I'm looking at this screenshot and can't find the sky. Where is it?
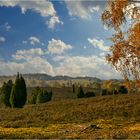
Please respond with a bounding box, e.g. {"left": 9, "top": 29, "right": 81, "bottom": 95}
{"left": 0, "top": 0, "right": 122, "bottom": 79}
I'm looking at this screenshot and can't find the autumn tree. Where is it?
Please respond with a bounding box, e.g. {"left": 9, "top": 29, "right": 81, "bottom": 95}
{"left": 102, "top": 0, "right": 140, "bottom": 91}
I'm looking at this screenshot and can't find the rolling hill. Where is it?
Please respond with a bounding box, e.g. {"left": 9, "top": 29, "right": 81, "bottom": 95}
{"left": 0, "top": 93, "right": 140, "bottom": 138}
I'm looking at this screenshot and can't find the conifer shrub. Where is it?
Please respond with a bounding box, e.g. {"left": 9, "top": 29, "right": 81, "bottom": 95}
{"left": 28, "top": 87, "right": 41, "bottom": 104}
{"left": 101, "top": 89, "right": 107, "bottom": 96}
{"left": 36, "top": 89, "right": 52, "bottom": 104}
{"left": 10, "top": 73, "right": 27, "bottom": 108}
{"left": 0, "top": 80, "right": 13, "bottom": 107}
{"left": 77, "top": 86, "right": 85, "bottom": 98}
{"left": 72, "top": 84, "right": 75, "bottom": 93}
{"left": 119, "top": 85, "right": 128, "bottom": 94}
{"left": 85, "top": 91, "right": 96, "bottom": 98}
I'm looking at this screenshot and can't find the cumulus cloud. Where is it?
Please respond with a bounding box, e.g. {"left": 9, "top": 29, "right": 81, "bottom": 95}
{"left": 53, "top": 55, "right": 121, "bottom": 79}
{"left": 22, "top": 40, "right": 28, "bottom": 45}
{"left": 47, "top": 15, "right": 63, "bottom": 29}
{"left": 12, "top": 48, "right": 46, "bottom": 60}
{"left": 0, "top": 38, "right": 120, "bottom": 79}
{"left": 22, "top": 36, "right": 43, "bottom": 46}
{"left": 4, "top": 22, "right": 11, "bottom": 31}
{"left": 48, "top": 39, "right": 73, "bottom": 54}
{"left": 0, "top": 22, "right": 12, "bottom": 31}
{"left": 0, "top": 57, "right": 54, "bottom": 76}
{"left": 88, "top": 38, "right": 109, "bottom": 52}
{"left": 0, "top": 46, "right": 121, "bottom": 79}
{"left": 29, "top": 36, "right": 40, "bottom": 46}
{"left": 65, "top": 1, "right": 103, "bottom": 19}
{"left": 0, "top": 48, "right": 54, "bottom": 75}
{"left": 0, "top": 0, "right": 63, "bottom": 29}
{"left": 0, "top": 37, "right": 6, "bottom": 43}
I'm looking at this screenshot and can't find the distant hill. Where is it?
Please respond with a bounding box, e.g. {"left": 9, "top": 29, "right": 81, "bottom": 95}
{"left": 0, "top": 73, "right": 102, "bottom": 82}
{"left": 0, "top": 73, "right": 123, "bottom": 87}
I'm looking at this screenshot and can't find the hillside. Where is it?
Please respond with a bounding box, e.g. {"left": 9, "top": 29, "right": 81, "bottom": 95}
{"left": 0, "top": 74, "right": 101, "bottom": 87}
{"left": 0, "top": 73, "right": 102, "bottom": 82}
{"left": 0, "top": 93, "right": 140, "bottom": 138}
{"left": 0, "top": 73, "right": 123, "bottom": 88}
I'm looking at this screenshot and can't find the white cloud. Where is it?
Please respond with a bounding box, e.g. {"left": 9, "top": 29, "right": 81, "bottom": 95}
{"left": 0, "top": 47, "right": 121, "bottom": 79}
{"left": 22, "top": 40, "right": 28, "bottom": 45}
{"left": 0, "top": 37, "right": 6, "bottom": 43}
{"left": 47, "top": 15, "right": 63, "bottom": 29}
{"left": 48, "top": 39, "right": 73, "bottom": 54}
{"left": 53, "top": 55, "right": 121, "bottom": 79}
{"left": 0, "top": 0, "right": 55, "bottom": 17}
{"left": 83, "top": 46, "right": 87, "bottom": 49}
{"left": 88, "top": 38, "right": 109, "bottom": 52}
{"left": 99, "top": 52, "right": 106, "bottom": 57}
{"left": 29, "top": 36, "right": 40, "bottom": 46}
{"left": 12, "top": 48, "right": 46, "bottom": 60}
{"left": 0, "top": 57, "right": 54, "bottom": 76}
{"left": 65, "top": 1, "right": 100, "bottom": 19}
{"left": 4, "top": 22, "right": 11, "bottom": 31}
{"left": 0, "top": 48, "right": 54, "bottom": 75}
{"left": 0, "top": 0, "right": 63, "bottom": 29}
{"left": 0, "top": 22, "right": 12, "bottom": 31}
{"left": 22, "top": 36, "right": 44, "bottom": 46}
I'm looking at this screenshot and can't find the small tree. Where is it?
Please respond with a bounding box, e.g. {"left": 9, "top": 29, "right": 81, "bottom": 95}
{"left": 29, "top": 87, "right": 41, "bottom": 104}
{"left": 20, "top": 75, "right": 27, "bottom": 106}
{"left": 85, "top": 91, "right": 95, "bottom": 98}
{"left": 10, "top": 73, "right": 27, "bottom": 108}
{"left": 0, "top": 82, "right": 6, "bottom": 105}
{"left": 77, "top": 86, "right": 85, "bottom": 98}
{"left": 101, "top": 89, "right": 107, "bottom": 96}
{"left": 119, "top": 85, "right": 128, "bottom": 94}
{"left": 5, "top": 80, "right": 13, "bottom": 107}
{"left": 0, "top": 80, "right": 13, "bottom": 107}
{"left": 36, "top": 89, "right": 52, "bottom": 104}
{"left": 72, "top": 84, "right": 75, "bottom": 93}
{"left": 48, "top": 90, "right": 53, "bottom": 101}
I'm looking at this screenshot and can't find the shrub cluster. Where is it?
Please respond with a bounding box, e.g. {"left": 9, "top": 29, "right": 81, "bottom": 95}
{"left": 0, "top": 73, "right": 27, "bottom": 108}
{"left": 101, "top": 85, "right": 128, "bottom": 96}
{"left": 0, "top": 80, "right": 13, "bottom": 107}
{"left": 29, "top": 87, "right": 52, "bottom": 104}
{"left": 77, "top": 86, "right": 95, "bottom": 98}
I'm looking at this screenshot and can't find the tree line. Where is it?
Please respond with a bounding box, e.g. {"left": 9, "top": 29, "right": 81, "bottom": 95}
{"left": 77, "top": 85, "right": 128, "bottom": 99}
{"left": 0, "top": 73, "right": 52, "bottom": 108}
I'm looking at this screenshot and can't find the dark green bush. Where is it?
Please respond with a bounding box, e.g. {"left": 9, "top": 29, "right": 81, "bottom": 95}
{"left": 28, "top": 87, "right": 41, "bottom": 104}
{"left": 10, "top": 73, "right": 27, "bottom": 108}
{"left": 77, "top": 86, "right": 85, "bottom": 98}
{"left": 101, "top": 89, "right": 107, "bottom": 96}
{"left": 72, "top": 84, "right": 75, "bottom": 93}
{"left": 0, "top": 80, "right": 13, "bottom": 107}
{"left": 85, "top": 91, "right": 95, "bottom": 98}
{"left": 119, "top": 85, "right": 128, "bottom": 94}
{"left": 36, "top": 90, "right": 52, "bottom": 104}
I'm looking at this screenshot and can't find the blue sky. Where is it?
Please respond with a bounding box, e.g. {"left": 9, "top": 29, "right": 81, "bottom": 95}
{"left": 0, "top": 0, "right": 121, "bottom": 79}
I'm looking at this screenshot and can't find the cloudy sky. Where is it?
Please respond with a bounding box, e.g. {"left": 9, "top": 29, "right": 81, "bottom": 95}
{"left": 0, "top": 0, "right": 122, "bottom": 79}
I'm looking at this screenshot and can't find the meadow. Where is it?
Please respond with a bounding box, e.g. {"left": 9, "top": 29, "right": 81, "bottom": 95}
{"left": 0, "top": 89, "right": 140, "bottom": 139}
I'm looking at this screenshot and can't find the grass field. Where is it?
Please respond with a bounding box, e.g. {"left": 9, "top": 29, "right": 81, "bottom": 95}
{"left": 0, "top": 92, "right": 140, "bottom": 138}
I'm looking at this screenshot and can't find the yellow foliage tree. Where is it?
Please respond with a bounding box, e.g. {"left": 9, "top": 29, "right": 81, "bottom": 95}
{"left": 102, "top": 0, "right": 140, "bottom": 91}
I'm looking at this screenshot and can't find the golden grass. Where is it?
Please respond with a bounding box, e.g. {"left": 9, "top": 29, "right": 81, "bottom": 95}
{"left": 0, "top": 93, "right": 140, "bottom": 138}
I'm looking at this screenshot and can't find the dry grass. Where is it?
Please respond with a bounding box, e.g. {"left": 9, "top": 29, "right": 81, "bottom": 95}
{"left": 0, "top": 93, "right": 140, "bottom": 138}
